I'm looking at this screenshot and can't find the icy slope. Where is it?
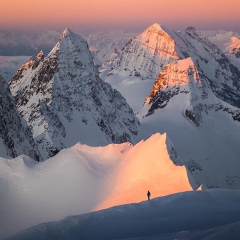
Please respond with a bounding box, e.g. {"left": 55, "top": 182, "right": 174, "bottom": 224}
{"left": 9, "top": 29, "right": 139, "bottom": 159}
{"left": 0, "top": 133, "right": 192, "bottom": 238}
{"left": 6, "top": 189, "right": 240, "bottom": 240}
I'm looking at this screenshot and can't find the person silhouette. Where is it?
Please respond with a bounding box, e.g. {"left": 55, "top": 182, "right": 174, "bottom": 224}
{"left": 147, "top": 190, "right": 151, "bottom": 200}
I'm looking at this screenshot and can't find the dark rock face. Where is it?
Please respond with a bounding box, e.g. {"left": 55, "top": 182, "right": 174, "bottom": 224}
{"left": 9, "top": 29, "right": 140, "bottom": 160}
{"left": 146, "top": 87, "right": 180, "bottom": 117}
{"left": 0, "top": 76, "right": 40, "bottom": 160}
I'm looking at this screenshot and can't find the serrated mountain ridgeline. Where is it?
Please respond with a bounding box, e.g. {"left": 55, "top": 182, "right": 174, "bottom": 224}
{"left": 9, "top": 28, "right": 140, "bottom": 160}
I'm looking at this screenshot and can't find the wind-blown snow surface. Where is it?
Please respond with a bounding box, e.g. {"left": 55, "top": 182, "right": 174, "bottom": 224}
{"left": 0, "top": 133, "right": 192, "bottom": 239}
{"left": 5, "top": 189, "right": 240, "bottom": 240}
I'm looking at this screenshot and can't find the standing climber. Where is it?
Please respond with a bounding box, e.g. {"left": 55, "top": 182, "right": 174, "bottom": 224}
{"left": 147, "top": 190, "right": 151, "bottom": 200}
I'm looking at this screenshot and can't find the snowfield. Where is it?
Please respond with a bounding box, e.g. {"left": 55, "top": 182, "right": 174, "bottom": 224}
{"left": 0, "top": 133, "right": 192, "bottom": 239}
{"left": 5, "top": 189, "right": 240, "bottom": 240}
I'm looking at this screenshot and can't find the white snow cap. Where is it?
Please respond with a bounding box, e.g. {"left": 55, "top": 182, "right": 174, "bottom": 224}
{"left": 148, "top": 23, "right": 169, "bottom": 33}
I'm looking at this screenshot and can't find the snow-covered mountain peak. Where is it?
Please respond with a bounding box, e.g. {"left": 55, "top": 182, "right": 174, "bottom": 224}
{"left": 185, "top": 26, "right": 198, "bottom": 32}
{"left": 135, "top": 23, "right": 177, "bottom": 54}
{"left": 144, "top": 57, "right": 202, "bottom": 106}
{"left": 145, "top": 23, "right": 169, "bottom": 34}
{"left": 113, "top": 23, "right": 180, "bottom": 79}
{"left": 228, "top": 36, "right": 240, "bottom": 50}
{"left": 9, "top": 29, "right": 140, "bottom": 159}
{"left": 59, "top": 28, "right": 84, "bottom": 42}
{"left": 36, "top": 50, "right": 44, "bottom": 59}
{"left": 62, "top": 28, "right": 71, "bottom": 37}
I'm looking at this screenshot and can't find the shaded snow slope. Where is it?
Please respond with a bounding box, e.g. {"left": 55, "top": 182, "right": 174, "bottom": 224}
{"left": 9, "top": 28, "right": 139, "bottom": 159}
{"left": 6, "top": 189, "right": 240, "bottom": 240}
{"left": 0, "top": 133, "right": 192, "bottom": 239}
{"left": 0, "top": 76, "right": 40, "bottom": 160}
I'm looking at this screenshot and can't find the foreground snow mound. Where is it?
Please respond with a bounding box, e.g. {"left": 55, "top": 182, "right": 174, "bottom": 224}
{"left": 0, "top": 133, "right": 192, "bottom": 239}
{"left": 5, "top": 189, "right": 240, "bottom": 240}
{"left": 9, "top": 28, "right": 139, "bottom": 159}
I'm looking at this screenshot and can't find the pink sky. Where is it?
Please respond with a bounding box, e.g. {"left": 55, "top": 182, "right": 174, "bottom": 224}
{"left": 1, "top": 0, "right": 240, "bottom": 32}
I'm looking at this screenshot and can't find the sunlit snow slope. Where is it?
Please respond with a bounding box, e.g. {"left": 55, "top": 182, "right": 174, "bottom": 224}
{"left": 0, "top": 133, "right": 192, "bottom": 239}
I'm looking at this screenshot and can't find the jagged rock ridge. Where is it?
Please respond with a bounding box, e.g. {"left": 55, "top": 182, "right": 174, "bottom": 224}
{"left": 10, "top": 29, "right": 140, "bottom": 160}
